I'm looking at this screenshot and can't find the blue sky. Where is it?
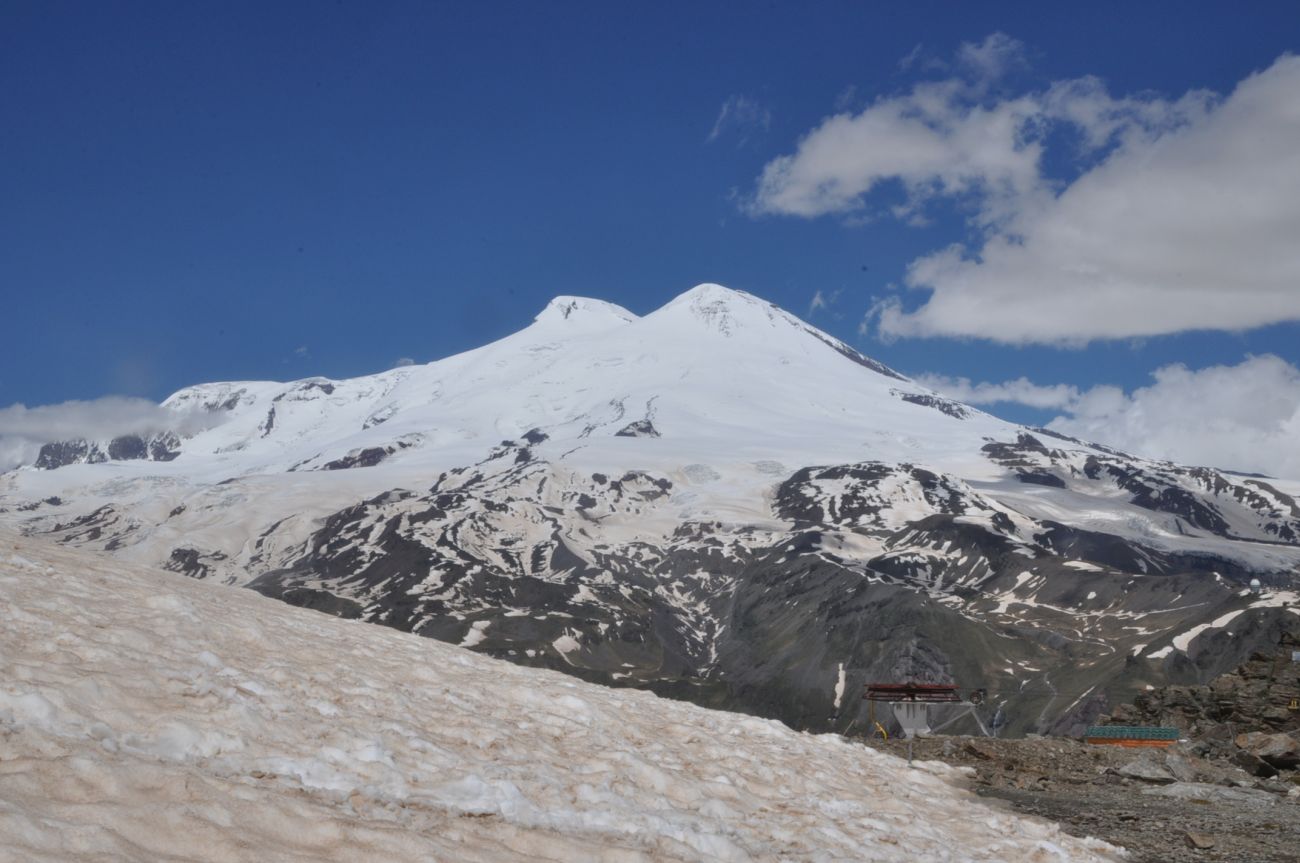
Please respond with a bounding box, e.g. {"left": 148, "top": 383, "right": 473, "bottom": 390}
{"left": 3, "top": 2, "right": 1300, "bottom": 473}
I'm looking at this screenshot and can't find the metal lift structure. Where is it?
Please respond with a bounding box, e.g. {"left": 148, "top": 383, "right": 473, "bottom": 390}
{"left": 864, "top": 682, "right": 991, "bottom": 763}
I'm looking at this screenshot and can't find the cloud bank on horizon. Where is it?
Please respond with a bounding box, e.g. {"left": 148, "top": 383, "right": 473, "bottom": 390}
{"left": 751, "top": 35, "right": 1300, "bottom": 346}
{"left": 921, "top": 354, "right": 1300, "bottom": 478}
{"left": 0, "top": 398, "right": 217, "bottom": 473}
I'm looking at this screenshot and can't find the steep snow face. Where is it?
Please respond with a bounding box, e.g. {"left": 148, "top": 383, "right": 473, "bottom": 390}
{"left": 0, "top": 532, "right": 1121, "bottom": 862}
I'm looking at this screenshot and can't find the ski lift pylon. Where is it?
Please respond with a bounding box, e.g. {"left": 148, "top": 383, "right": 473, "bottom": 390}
{"left": 863, "top": 682, "right": 962, "bottom": 703}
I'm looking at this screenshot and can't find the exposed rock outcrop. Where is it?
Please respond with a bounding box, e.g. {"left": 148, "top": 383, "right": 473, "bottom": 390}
{"left": 1103, "top": 630, "right": 1300, "bottom": 736}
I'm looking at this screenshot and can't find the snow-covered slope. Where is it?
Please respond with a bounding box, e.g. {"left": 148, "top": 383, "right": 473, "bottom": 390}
{"left": 16, "top": 285, "right": 1003, "bottom": 487}
{"left": 0, "top": 531, "right": 1120, "bottom": 862}
{"left": 3, "top": 283, "right": 1299, "bottom": 737}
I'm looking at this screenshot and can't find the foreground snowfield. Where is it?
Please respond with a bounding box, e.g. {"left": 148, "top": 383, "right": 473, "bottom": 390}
{"left": 0, "top": 532, "right": 1120, "bottom": 862}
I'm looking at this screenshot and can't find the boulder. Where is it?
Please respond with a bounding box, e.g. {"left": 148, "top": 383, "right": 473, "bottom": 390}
{"left": 1118, "top": 756, "right": 1175, "bottom": 783}
{"left": 1234, "top": 731, "right": 1300, "bottom": 770}
{"left": 1232, "top": 747, "right": 1278, "bottom": 778}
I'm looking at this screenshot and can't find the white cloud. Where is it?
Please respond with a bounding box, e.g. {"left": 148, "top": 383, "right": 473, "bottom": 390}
{"left": 923, "top": 356, "right": 1300, "bottom": 477}
{"left": 955, "top": 32, "right": 1027, "bottom": 86}
{"left": 896, "top": 43, "right": 926, "bottom": 73}
{"left": 393, "top": 357, "right": 416, "bottom": 368}
{"left": 808, "top": 288, "right": 841, "bottom": 315}
{"left": 749, "top": 78, "right": 1047, "bottom": 226}
{"left": 915, "top": 374, "right": 1079, "bottom": 409}
{"left": 1050, "top": 356, "right": 1300, "bottom": 476}
{"left": 751, "top": 45, "right": 1300, "bottom": 345}
{"left": 707, "top": 95, "right": 772, "bottom": 146}
{"left": 0, "top": 397, "right": 217, "bottom": 472}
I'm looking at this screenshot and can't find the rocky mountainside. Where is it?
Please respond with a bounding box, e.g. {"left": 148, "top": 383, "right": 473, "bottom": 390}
{"left": 1104, "top": 630, "right": 1300, "bottom": 737}
{"left": 3, "top": 284, "right": 1299, "bottom": 737}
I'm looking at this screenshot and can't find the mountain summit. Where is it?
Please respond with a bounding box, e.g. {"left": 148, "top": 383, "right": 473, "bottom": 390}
{"left": 533, "top": 295, "right": 638, "bottom": 328}
{"left": 3, "top": 283, "right": 1299, "bottom": 737}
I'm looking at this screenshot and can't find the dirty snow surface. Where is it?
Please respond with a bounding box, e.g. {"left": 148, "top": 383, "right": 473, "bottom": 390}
{"left": 0, "top": 533, "right": 1121, "bottom": 862}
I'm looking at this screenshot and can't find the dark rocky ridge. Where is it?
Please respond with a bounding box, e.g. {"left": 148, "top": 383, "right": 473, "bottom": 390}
{"left": 614, "top": 419, "right": 660, "bottom": 438}
{"left": 983, "top": 434, "right": 1300, "bottom": 545}
{"left": 202, "top": 436, "right": 1300, "bottom": 738}
{"left": 35, "top": 432, "right": 181, "bottom": 469}
{"left": 1102, "top": 630, "right": 1300, "bottom": 737}
{"left": 893, "top": 390, "right": 971, "bottom": 420}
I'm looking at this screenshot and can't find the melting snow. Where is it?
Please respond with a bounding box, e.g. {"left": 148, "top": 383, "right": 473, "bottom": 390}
{"left": 1171, "top": 609, "right": 1247, "bottom": 652}
{"left": 553, "top": 633, "right": 581, "bottom": 654}
{"left": 460, "top": 619, "right": 490, "bottom": 647}
{"left": 0, "top": 532, "right": 1121, "bottom": 862}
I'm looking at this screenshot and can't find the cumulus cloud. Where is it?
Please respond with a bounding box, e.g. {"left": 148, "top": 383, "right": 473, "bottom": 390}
{"left": 750, "top": 44, "right": 1300, "bottom": 345}
{"left": 915, "top": 374, "right": 1080, "bottom": 410}
{"left": 923, "top": 356, "right": 1300, "bottom": 476}
{"left": 0, "top": 397, "right": 214, "bottom": 472}
{"left": 749, "top": 79, "right": 1049, "bottom": 225}
{"left": 707, "top": 95, "right": 772, "bottom": 146}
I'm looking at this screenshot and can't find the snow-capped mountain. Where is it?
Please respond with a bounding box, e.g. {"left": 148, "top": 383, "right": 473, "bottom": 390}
{"left": 4, "top": 284, "right": 1299, "bottom": 737}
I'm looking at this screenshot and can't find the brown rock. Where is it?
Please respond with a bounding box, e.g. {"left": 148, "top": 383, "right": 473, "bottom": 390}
{"left": 1184, "top": 831, "right": 1216, "bottom": 850}
{"left": 1235, "top": 731, "right": 1300, "bottom": 770}
{"left": 1232, "top": 748, "right": 1279, "bottom": 778}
